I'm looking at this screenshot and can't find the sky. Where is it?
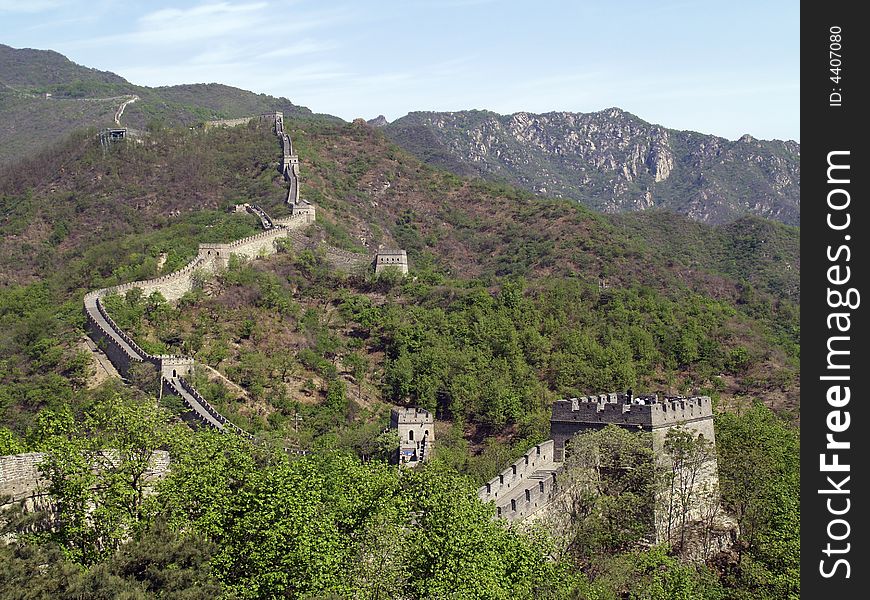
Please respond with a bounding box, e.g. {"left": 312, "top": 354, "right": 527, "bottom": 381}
{"left": 0, "top": 0, "right": 800, "bottom": 141}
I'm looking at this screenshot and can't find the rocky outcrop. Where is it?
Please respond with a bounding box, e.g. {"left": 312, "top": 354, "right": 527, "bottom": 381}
{"left": 367, "top": 115, "right": 389, "bottom": 128}
{"left": 384, "top": 108, "right": 800, "bottom": 225}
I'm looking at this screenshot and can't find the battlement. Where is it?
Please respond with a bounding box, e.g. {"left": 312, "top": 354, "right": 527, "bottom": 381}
{"left": 204, "top": 117, "right": 253, "bottom": 129}
{"left": 375, "top": 249, "right": 409, "bottom": 275}
{"left": 390, "top": 407, "right": 434, "bottom": 466}
{"left": 390, "top": 406, "right": 433, "bottom": 426}
{"left": 551, "top": 392, "right": 713, "bottom": 461}
{"left": 551, "top": 394, "right": 712, "bottom": 429}
{"left": 475, "top": 438, "right": 563, "bottom": 523}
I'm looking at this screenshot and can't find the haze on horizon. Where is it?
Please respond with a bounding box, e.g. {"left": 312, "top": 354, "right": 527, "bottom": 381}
{"left": 0, "top": 0, "right": 799, "bottom": 142}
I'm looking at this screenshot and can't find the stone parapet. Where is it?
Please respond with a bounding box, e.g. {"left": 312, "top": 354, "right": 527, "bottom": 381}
{"left": 375, "top": 249, "right": 408, "bottom": 275}
{"left": 477, "top": 440, "right": 557, "bottom": 506}
{"left": 551, "top": 394, "right": 713, "bottom": 461}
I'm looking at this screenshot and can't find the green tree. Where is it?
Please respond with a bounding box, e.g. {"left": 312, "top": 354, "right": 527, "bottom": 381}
{"left": 659, "top": 426, "right": 716, "bottom": 552}
{"left": 549, "top": 425, "right": 656, "bottom": 561}
{"left": 715, "top": 402, "right": 799, "bottom": 598}
{"left": 344, "top": 351, "right": 368, "bottom": 400}
{"left": 37, "top": 396, "right": 180, "bottom": 565}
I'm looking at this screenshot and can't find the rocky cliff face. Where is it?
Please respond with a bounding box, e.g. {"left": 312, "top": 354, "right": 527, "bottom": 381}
{"left": 367, "top": 115, "right": 389, "bottom": 128}
{"left": 384, "top": 108, "right": 800, "bottom": 225}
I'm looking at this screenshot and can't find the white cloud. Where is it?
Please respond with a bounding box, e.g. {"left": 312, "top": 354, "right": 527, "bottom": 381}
{"left": 257, "top": 40, "right": 337, "bottom": 60}
{"left": 132, "top": 2, "right": 268, "bottom": 44}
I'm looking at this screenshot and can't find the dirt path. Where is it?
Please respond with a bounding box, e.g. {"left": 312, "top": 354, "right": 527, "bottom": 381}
{"left": 114, "top": 94, "right": 139, "bottom": 126}
{"left": 199, "top": 364, "right": 250, "bottom": 399}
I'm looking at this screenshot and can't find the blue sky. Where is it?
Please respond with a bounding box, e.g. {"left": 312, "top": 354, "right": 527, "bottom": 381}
{"left": 0, "top": 0, "right": 799, "bottom": 141}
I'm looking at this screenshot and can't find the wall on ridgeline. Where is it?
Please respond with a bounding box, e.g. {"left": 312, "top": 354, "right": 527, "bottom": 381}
{"left": 477, "top": 440, "right": 556, "bottom": 504}
{"left": 475, "top": 440, "right": 561, "bottom": 522}
{"left": 204, "top": 117, "right": 254, "bottom": 129}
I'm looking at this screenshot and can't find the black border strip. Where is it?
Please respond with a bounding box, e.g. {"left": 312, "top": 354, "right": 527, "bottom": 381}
{"left": 802, "top": 3, "right": 868, "bottom": 596}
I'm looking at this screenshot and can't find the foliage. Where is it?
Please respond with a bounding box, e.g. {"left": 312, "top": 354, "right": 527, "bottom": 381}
{"left": 714, "top": 402, "right": 799, "bottom": 599}
{"left": 0, "top": 102, "right": 802, "bottom": 599}
{"left": 34, "top": 395, "right": 181, "bottom": 565}
{"left": 554, "top": 425, "right": 657, "bottom": 561}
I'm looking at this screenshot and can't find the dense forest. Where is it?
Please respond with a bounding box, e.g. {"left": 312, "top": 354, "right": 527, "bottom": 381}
{"left": 1, "top": 119, "right": 799, "bottom": 598}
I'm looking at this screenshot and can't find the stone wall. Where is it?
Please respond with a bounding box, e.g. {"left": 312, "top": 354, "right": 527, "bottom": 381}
{"left": 80, "top": 111, "right": 397, "bottom": 435}
{"left": 98, "top": 254, "right": 209, "bottom": 303}
{"left": 375, "top": 249, "right": 409, "bottom": 275}
{"left": 476, "top": 440, "right": 558, "bottom": 522}
{"left": 0, "top": 453, "right": 46, "bottom": 503}
{"left": 390, "top": 407, "right": 434, "bottom": 466}
{"left": 81, "top": 112, "right": 304, "bottom": 432}
{"left": 484, "top": 393, "right": 722, "bottom": 536}
{"left": 225, "top": 227, "right": 291, "bottom": 260}
{"left": 1, "top": 451, "right": 170, "bottom": 505}
{"left": 204, "top": 117, "right": 254, "bottom": 129}
{"left": 84, "top": 310, "right": 140, "bottom": 377}
{"left": 273, "top": 212, "right": 313, "bottom": 229}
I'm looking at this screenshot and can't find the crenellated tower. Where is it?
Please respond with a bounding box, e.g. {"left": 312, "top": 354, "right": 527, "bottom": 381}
{"left": 390, "top": 407, "right": 434, "bottom": 466}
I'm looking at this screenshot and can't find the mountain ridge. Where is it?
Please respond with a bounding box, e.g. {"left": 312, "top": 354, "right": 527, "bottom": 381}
{"left": 383, "top": 108, "right": 800, "bottom": 225}
{"left": 0, "top": 44, "right": 338, "bottom": 165}
{"left": 2, "top": 43, "right": 800, "bottom": 227}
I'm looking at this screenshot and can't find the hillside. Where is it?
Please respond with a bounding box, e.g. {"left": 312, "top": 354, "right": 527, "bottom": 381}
{"left": 0, "top": 119, "right": 799, "bottom": 434}
{"left": 0, "top": 114, "right": 800, "bottom": 599}
{"left": 0, "top": 43, "right": 127, "bottom": 88}
{"left": 384, "top": 109, "right": 801, "bottom": 225}
{"left": 0, "top": 44, "right": 338, "bottom": 166}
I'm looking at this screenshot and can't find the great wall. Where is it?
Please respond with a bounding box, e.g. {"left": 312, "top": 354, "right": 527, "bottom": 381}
{"left": 0, "top": 451, "right": 170, "bottom": 510}
{"left": 3, "top": 112, "right": 726, "bottom": 550}
{"left": 85, "top": 111, "right": 411, "bottom": 436}
{"left": 474, "top": 392, "right": 725, "bottom": 545}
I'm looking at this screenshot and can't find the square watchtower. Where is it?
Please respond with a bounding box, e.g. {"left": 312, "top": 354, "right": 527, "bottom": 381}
{"left": 390, "top": 406, "right": 434, "bottom": 466}
{"left": 375, "top": 249, "right": 409, "bottom": 275}
{"left": 550, "top": 392, "right": 714, "bottom": 461}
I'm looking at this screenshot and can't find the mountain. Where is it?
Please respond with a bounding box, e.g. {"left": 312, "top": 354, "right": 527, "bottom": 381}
{"left": 2, "top": 45, "right": 800, "bottom": 228}
{"left": 0, "top": 117, "right": 800, "bottom": 411}
{"left": 0, "top": 44, "right": 339, "bottom": 165}
{"left": 0, "top": 43, "right": 128, "bottom": 88}
{"left": 384, "top": 109, "right": 800, "bottom": 225}
{"left": 0, "top": 37, "right": 802, "bottom": 599}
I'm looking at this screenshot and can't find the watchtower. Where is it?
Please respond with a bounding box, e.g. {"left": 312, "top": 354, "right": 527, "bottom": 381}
{"left": 99, "top": 128, "right": 127, "bottom": 150}
{"left": 390, "top": 407, "right": 434, "bottom": 466}
{"left": 550, "top": 392, "right": 714, "bottom": 461}
{"left": 374, "top": 249, "right": 409, "bottom": 275}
